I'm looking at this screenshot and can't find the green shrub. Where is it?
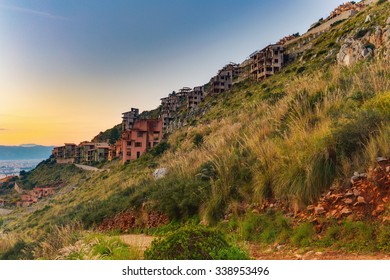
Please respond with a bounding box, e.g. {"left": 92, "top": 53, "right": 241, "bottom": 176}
{"left": 144, "top": 225, "right": 249, "bottom": 260}
{"left": 151, "top": 177, "right": 211, "bottom": 220}
{"left": 333, "top": 109, "right": 383, "bottom": 157}
{"left": 377, "top": 224, "right": 390, "bottom": 251}
{"left": 240, "top": 211, "right": 291, "bottom": 244}
{"left": 91, "top": 235, "right": 139, "bottom": 260}
{"left": 0, "top": 241, "right": 35, "bottom": 260}
{"left": 296, "top": 66, "right": 306, "bottom": 74}
{"left": 354, "top": 29, "right": 369, "bottom": 40}
{"left": 193, "top": 133, "right": 204, "bottom": 147}
{"left": 291, "top": 222, "right": 315, "bottom": 247}
{"left": 149, "top": 142, "right": 170, "bottom": 157}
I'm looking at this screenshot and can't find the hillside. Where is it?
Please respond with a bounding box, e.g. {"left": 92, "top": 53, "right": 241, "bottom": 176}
{"left": 0, "top": 145, "right": 54, "bottom": 160}
{"left": 0, "top": 1, "right": 389, "bottom": 260}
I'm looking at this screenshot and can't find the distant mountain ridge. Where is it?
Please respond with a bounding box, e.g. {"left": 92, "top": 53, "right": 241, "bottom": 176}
{"left": 0, "top": 145, "right": 54, "bottom": 160}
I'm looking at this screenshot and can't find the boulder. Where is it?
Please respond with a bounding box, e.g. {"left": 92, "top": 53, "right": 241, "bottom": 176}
{"left": 341, "top": 207, "right": 352, "bottom": 216}
{"left": 153, "top": 168, "right": 168, "bottom": 180}
{"left": 314, "top": 206, "right": 325, "bottom": 215}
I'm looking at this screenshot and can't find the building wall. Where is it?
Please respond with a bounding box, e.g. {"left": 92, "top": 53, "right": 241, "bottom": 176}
{"left": 121, "top": 119, "right": 163, "bottom": 163}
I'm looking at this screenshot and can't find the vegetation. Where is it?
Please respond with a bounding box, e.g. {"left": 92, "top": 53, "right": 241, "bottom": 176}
{"left": 144, "top": 225, "right": 249, "bottom": 260}
{"left": 1, "top": 1, "right": 389, "bottom": 259}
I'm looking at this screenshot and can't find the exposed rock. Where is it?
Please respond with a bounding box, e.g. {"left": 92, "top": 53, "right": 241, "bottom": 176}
{"left": 375, "top": 26, "right": 383, "bottom": 46}
{"left": 341, "top": 207, "right": 352, "bottom": 215}
{"left": 345, "top": 190, "right": 354, "bottom": 197}
{"left": 307, "top": 205, "right": 315, "bottom": 211}
{"left": 325, "top": 49, "right": 335, "bottom": 59}
{"left": 344, "top": 198, "right": 353, "bottom": 205}
{"left": 353, "top": 189, "right": 360, "bottom": 197}
{"left": 386, "top": 16, "right": 390, "bottom": 25}
{"left": 153, "top": 168, "right": 168, "bottom": 180}
{"left": 354, "top": 196, "right": 367, "bottom": 206}
{"left": 314, "top": 206, "right": 325, "bottom": 215}
{"left": 365, "top": 15, "right": 371, "bottom": 23}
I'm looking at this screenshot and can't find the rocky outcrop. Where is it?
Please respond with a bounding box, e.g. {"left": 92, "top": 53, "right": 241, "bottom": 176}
{"left": 337, "top": 37, "right": 373, "bottom": 66}
{"left": 153, "top": 168, "right": 168, "bottom": 180}
{"left": 98, "top": 210, "right": 169, "bottom": 232}
{"left": 299, "top": 157, "right": 390, "bottom": 229}
{"left": 337, "top": 16, "right": 390, "bottom": 66}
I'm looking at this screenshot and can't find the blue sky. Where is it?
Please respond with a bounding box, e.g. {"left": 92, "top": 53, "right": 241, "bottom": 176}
{"left": 0, "top": 0, "right": 347, "bottom": 145}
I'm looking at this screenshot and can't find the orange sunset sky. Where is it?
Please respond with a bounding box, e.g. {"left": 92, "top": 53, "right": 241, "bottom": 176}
{"left": 0, "top": 0, "right": 346, "bottom": 146}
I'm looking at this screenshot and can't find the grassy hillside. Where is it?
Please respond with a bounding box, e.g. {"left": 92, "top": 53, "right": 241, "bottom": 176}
{"left": 1, "top": 2, "right": 389, "bottom": 259}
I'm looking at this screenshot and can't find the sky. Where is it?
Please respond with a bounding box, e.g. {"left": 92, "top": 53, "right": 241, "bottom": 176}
{"left": 0, "top": 0, "right": 347, "bottom": 146}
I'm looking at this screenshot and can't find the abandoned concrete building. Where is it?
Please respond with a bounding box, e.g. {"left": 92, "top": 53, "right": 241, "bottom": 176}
{"left": 187, "top": 86, "right": 205, "bottom": 110}
{"left": 209, "top": 63, "right": 241, "bottom": 95}
{"left": 160, "top": 89, "right": 188, "bottom": 129}
{"left": 122, "top": 108, "right": 139, "bottom": 131}
{"left": 250, "top": 44, "right": 285, "bottom": 81}
{"left": 121, "top": 119, "right": 163, "bottom": 163}
{"left": 52, "top": 141, "right": 111, "bottom": 164}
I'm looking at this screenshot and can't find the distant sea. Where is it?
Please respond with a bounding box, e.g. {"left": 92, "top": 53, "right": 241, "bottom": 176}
{"left": 0, "top": 159, "right": 44, "bottom": 179}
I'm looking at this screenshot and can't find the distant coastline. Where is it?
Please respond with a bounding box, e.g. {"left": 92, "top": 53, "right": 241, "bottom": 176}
{"left": 0, "top": 159, "right": 45, "bottom": 178}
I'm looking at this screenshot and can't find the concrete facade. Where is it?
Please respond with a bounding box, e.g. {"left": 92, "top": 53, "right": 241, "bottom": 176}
{"left": 121, "top": 119, "right": 163, "bottom": 163}
{"left": 187, "top": 86, "right": 205, "bottom": 110}
{"left": 250, "top": 44, "right": 284, "bottom": 80}
{"left": 209, "top": 63, "right": 241, "bottom": 95}
{"left": 122, "top": 108, "right": 139, "bottom": 131}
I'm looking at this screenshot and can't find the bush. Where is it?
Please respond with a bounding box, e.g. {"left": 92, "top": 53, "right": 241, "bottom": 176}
{"left": 354, "top": 29, "right": 369, "bottom": 40}
{"left": 240, "top": 211, "right": 291, "bottom": 244}
{"left": 332, "top": 109, "right": 383, "bottom": 157}
{"left": 192, "top": 133, "right": 204, "bottom": 147}
{"left": 149, "top": 142, "right": 170, "bottom": 157}
{"left": 291, "top": 222, "right": 315, "bottom": 247}
{"left": 0, "top": 241, "right": 34, "bottom": 260}
{"left": 144, "top": 225, "right": 249, "bottom": 260}
{"left": 151, "top": 177, "right": 210, "bottom": 220}
{"left": 296, "top": 66, "right": 306, "bottom": 74}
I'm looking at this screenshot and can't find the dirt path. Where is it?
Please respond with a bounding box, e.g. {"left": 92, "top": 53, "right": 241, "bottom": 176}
{"left": 120, "top": 234, "right": 155, "bottom": 251}
{"left": 250, "top": 244, "right": 390, "bottom": 260}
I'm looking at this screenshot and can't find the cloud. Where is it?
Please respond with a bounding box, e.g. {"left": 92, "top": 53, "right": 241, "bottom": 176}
{"left": 0, "top": 128, "right": 8, "bottom": 131}
{"left": 0, "top": 4, "right": 70, "bottom": 21}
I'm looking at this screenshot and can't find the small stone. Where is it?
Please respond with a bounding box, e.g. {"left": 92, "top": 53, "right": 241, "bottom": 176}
{"left": 377, "top": 157, "right": 388, "bottom": 163}
{"left": 344, "top": 198, "right": 353, "bottom": 205}
{"left": 341, "top": 207, "right": 352, "bottom": 215}
{"left": 365, "top": 15, "right": 371, "bottom": 23}
{"left": 252, "top": 209, "right": 259, "bottom": 214}
{"left": 386, "top": 166, "right": 390, "bottom": 173}
{"left": 353, "top": 171, "right": 360, "bottom": 177}
{"left": 153, "top": 168, "right": 168, "bottom": 180}
{"left": 314, "top": 206, "right": 325, "bottom": 215}
{"left": 357, "top": 196, "right": 366, "bottom": 205}
{"left": 345, "top": 190, "right": 354, "bottom": 197}
{"left": 307, "top": 205, "right": 315, "bottom": 211}
{"left": 359, "top": 173, "right": 367, "bottom": 178}
{"left": 375, "top": 204, "right": 385, "bottom": 214}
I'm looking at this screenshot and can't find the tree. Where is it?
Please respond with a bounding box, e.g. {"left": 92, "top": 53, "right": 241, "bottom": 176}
{"left": 109, "top": 127, "right": 120, "bottom": 145}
